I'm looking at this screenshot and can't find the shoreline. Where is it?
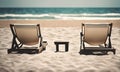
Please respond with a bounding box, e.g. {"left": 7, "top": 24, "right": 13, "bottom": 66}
{"left": 0, "top": 19, "right": 120, "bottom": 28}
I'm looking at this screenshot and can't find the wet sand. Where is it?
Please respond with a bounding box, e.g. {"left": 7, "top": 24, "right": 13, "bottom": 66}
{"left": 0, "top": 19, "right": 120, "bottom": 27}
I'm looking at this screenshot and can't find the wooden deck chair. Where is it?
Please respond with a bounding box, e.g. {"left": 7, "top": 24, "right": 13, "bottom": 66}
{"left": 80, "top": 23, "right": 116, "bottom": 55}
{"left": 8, "top": 24, "right": 44, "bottom": 54}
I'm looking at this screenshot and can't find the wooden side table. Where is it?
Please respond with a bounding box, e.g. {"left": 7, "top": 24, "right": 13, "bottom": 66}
{"left": 54, "top": 41, "right": 69, "bottom": 52}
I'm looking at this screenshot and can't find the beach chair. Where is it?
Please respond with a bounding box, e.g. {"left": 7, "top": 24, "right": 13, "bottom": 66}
{"left": 8, "top": 24, "right": 44, "bottom": 54}
{"left": 80, "top": 23, "right": 116, "bottom": 55}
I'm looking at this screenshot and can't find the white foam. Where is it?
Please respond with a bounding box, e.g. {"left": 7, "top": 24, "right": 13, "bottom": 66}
{"left": 0, "top": 14, "right": 50, "bottom": 17}
{"left": 0, "top": 13, "right": 120, "bottom": 20}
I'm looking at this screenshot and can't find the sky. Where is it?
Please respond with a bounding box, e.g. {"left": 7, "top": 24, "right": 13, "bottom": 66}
{"left": 0, "top": 0, "right": 120, "bottom": 8}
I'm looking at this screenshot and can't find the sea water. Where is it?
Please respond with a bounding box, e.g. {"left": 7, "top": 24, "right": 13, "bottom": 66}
{"left": 0, "top": 8, "right": 120, "bottom": 20}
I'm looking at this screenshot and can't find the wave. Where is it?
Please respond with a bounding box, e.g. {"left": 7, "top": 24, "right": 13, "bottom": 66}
{"left": 0, "top": 14, "right": 50, "bottom": 17}
{"left": 1, "top": 13, "right": 120, "bottom": 17}
{"left": 0, "top": 13, "right": 120, "bottom": 20}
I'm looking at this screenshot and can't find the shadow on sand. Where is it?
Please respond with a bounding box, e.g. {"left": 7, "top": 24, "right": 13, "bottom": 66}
{"left": 7, "top": 47, "right": 46, "bottom": 54}
{"left": 79, "top": 50, "right": 110, "bottom": 56}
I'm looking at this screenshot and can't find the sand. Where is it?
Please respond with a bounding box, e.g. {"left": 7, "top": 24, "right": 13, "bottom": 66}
{"left": 0, "top": 19, "right": 120, "bottom": 27}
{"left": 0, "top": 20, "right": 120, "bottom": 72}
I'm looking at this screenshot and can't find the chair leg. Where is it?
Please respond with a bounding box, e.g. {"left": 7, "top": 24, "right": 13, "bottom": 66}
{"left": 113, "top": 49, "right": 116, "bottom": 54}
{"left": 38, "top": 38, "right": 44, "bottom": 53}
{"left": 7, "top": 49, "right": 12, "bottom": 54}
{"left": 80, "top": 49, "right": 84, "bottom": 54}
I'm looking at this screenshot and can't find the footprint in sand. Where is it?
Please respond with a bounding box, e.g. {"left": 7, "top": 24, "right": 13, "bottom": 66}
{"left": 81, "top": 68, "right": 97, "bottom": 72}
{"left": 17, "top": 67, "right": 40, "bottom": 72}
{"left": 0, "top": 68, "right": 10, "bottom": 72}
{"left": 64, "top": 69, "right": 78, "bottom": 72}
{"left": 0, "top": 66, "right": 14, "bottom": 72}
{"left": 39, "top": 68, "right": 54, "bottom": 72}
{"left": 1, "top": 44, "right": 7, "bottom": 47}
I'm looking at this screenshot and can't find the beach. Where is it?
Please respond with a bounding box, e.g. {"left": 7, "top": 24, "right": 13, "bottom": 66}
{"left": 0, "top": 19, "right": 120, "bottom": 72}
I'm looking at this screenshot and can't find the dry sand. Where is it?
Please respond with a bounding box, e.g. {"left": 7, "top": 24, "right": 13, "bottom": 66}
{"left": 0, "top": 20, "right": 120, "bottom": 72}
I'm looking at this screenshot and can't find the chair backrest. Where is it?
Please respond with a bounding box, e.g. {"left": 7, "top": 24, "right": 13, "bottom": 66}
{"left": 82, "top": 23, "right": 112, "bottom": 45}
{"left": 11, "top": 24, "right": 41, "bottom": 45}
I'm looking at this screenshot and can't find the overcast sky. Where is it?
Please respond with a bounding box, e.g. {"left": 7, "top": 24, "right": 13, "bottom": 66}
{"left": 0, "top": 0, "right": 120, "bottom": 8}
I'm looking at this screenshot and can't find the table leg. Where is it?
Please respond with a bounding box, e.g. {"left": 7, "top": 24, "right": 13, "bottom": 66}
{"left": 56, "top": 44, "right": 59, "bottom": 52}
{"left": 65, "top": 43, "right": 68, "bottom": 52}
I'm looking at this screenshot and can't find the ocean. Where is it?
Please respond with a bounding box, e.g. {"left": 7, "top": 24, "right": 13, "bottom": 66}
{"left": 0, "top": 8, "right": 120, "bottom": 20}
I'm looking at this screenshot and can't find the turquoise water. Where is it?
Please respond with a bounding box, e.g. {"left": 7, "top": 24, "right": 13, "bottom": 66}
{"left": 0, "top": 8, "right": 120, "bottom": 20}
